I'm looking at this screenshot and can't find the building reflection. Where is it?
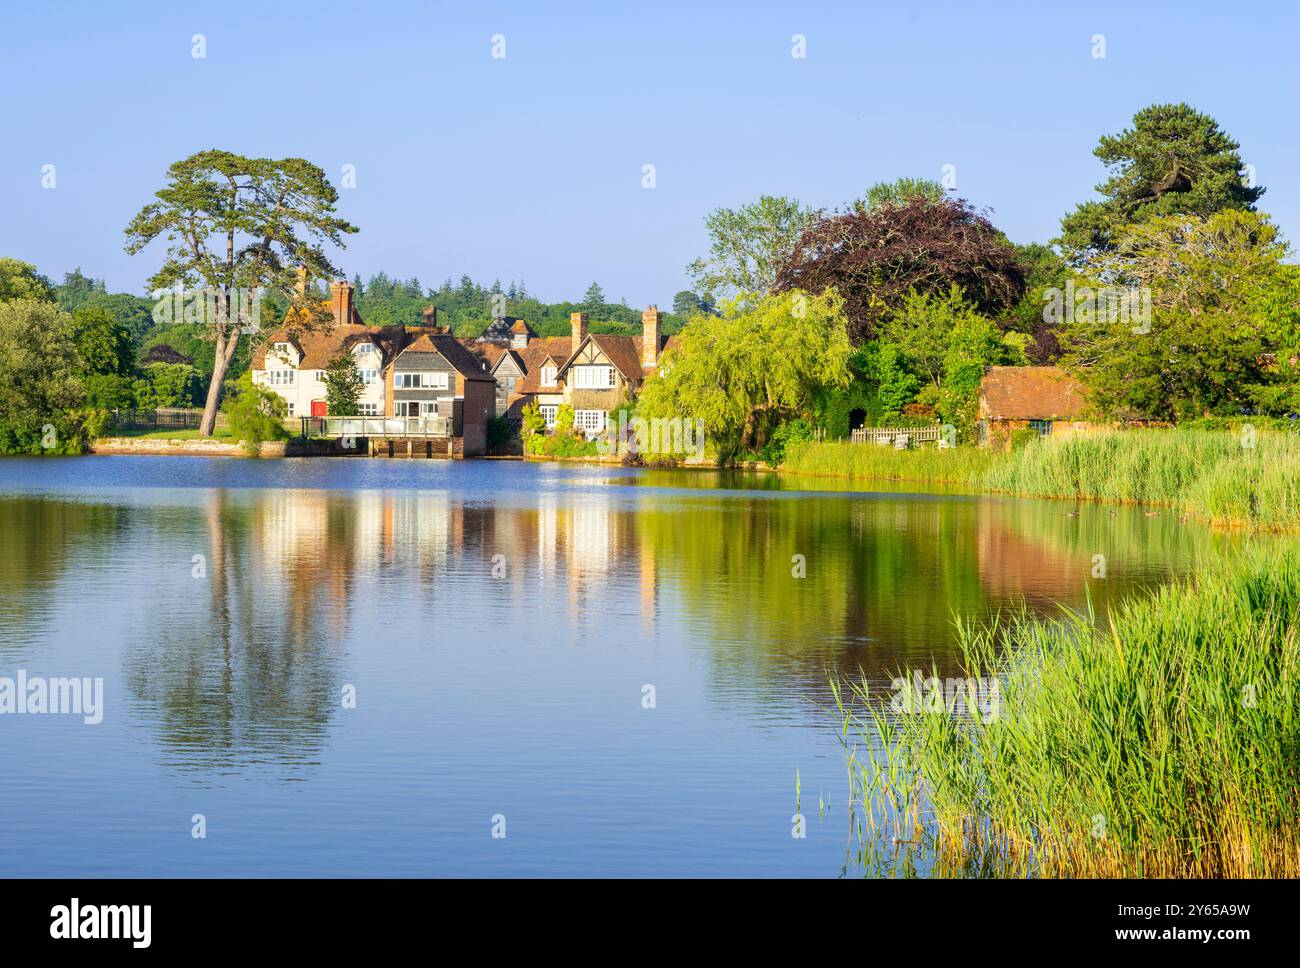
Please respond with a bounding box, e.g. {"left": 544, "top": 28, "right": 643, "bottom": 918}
{"left": 8, "top": 481, "right": 1221, "bottom": 773}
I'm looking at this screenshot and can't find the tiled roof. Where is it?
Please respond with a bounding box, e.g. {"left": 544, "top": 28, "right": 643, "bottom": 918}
{"left": 142, "top": 344, "right": 192, "bottom": 366}
{"left": 251, "top": 323, "right": 407, "bottom": 370}
{"left": 557, "top": 333, "right": 678, "bottom": 383}
{"left": 515, "top": 337, "right": 577, "bottom": 393}
{"left": 399, "top": 332, "right": 497, "bottom": 381}
{"left": 979, "top": 366, "right": 1090, "bottom": 420}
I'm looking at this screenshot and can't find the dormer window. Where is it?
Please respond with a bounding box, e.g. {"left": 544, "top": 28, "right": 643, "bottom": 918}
{"left": 541, "top": 364, "right": 557, "bottom": 387}
{"left": 354, "top": 342, "right": 375, "bottom": 356}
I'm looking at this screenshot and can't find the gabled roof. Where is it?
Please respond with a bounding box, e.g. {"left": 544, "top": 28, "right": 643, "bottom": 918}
{"left": 251, "top": 324, "right": 408, "bottom": 370}
{"left": 142, "top": 344, "right": 192, "bottom": 366}
{"left": 556, "top": 333, "right": 679, "bottom": 383}
{"left": 979, "top": 366, "right": 1089, "bottom": 421}
{"left": 398, "top": 332, "right": 496, "bottom": 381}
{"left": 514, "top": 337, "right": 576, "bottom": 393}
{"left": 476, "top": 316, "right": 536, "bottom": 343}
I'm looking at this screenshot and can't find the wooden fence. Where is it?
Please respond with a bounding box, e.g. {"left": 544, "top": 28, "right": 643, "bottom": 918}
{"left": 849, "top": 424, "right": 945, "bottom": 447}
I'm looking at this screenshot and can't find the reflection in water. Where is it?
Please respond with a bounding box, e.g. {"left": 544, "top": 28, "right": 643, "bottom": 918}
{"left": 0, "top": 461, "right": 1259, "bottom": 875}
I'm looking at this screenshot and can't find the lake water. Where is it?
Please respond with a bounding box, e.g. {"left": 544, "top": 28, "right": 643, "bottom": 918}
{"left": 0, "top": 456, "right": 1248, "bottom": 877}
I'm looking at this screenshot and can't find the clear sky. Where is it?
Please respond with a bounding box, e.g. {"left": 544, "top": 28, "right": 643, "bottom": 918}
{"left": 2, "top": 0, "right": 1296, "bottom": 305}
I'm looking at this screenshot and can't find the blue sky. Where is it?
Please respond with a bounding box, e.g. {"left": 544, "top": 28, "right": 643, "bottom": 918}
{"left": 2, "top": 0, "right": 1296, "bottom": 305}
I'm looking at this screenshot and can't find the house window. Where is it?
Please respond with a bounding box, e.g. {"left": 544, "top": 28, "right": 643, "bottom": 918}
{"left": 286, "top": 402, "right": 295, "bottom": 416}
{"left": 359, "top": 369, "right": 379, "bottom": 385}
{"left": 1029, "top": 419, "right": 1053, "bottom": 436}
{"left": 394, "top": 371, "right": 449, "bottom": 389}
{"left": 572, "top": 365, "right": 615, "bottom": 389}
{"left": 574, "top": 409, "right": 607, "bottom": 434}
{"left": 354, "top": 343, "right": 375, "bottom": 357}
{"left": 358, "top": 403, "right": 379, "bottom": 416}
{"left": 540, "top": 405, "right": 558, "bottom": 428}
{"left": 541, "top": 364, "right": 557, "bottom": 387}
{"left": 273, "top": 342, "right": 291, "bottom": 357}
{"left": 267, "top": 369, "right": 296, "bottom": 386}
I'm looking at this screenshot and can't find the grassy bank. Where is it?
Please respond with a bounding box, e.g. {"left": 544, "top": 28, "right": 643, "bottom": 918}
{"left": 836, "top": 548, "right": 1300, "bottom": 878}
{"left": 783, "top": 430, "right": 1300, "bottom": 531}
{"left": 781, "top": 439, "right": 1000, "bottom": 484}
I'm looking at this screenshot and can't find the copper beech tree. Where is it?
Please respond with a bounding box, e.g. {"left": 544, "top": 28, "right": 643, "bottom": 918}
{"left": 125, "top": 150, "right": 357, "bottom": 435}
{"left": 774, "top": 196, "right": 1024, "bottom": 344}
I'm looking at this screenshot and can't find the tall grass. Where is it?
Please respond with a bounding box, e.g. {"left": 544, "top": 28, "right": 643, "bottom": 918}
{"left": 781, "top": 439, "right": 999, "bottom": 485}
{"left": 785, "top": 430, "right": 1300, "bottom": 531}
{"left": 836, "top": 548, "right": 1300, "bottom": 877}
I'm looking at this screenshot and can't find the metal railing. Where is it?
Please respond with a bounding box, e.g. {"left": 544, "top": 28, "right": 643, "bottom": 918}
{"left": 108, "top": 408, "right": 228, "bottom": 431}
{"left": 303, "top": 415, "right": 453, "bottom": 439}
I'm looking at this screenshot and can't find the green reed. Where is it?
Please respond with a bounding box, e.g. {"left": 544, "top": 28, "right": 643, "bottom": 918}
{"left": 835, "top": 547, "right": 1300, "bottom": 877}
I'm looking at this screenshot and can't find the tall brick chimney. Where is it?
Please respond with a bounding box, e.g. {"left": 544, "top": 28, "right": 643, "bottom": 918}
{"left": 330, "top": 280, "right": 354, "bottom": 327}
{"left": 295, "top": 266, "right": 309, "bottom": 299}
{"left": 641, "top": 305, "right": 662, "bottom": 368}
{"left": 570, "top": 311, "right": 589, "bottom": 356}
{"left": 422, "top": 305, "right": 437, "bottom": 328}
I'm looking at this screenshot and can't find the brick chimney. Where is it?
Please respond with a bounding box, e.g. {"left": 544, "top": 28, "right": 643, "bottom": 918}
{"left": 295, "top": 266, "right": 309, "bottom": 299}
{"left": 641, "top": 305, "right": 662, "bottom": 368}
{"left": 422, "top": 305, "right": 437, "bottom": 328}
{"left": 570, "top": 311, "right": 589, "bottom": 356}
{"left": 330, "top": 280, "right": 354, "bottom": 327}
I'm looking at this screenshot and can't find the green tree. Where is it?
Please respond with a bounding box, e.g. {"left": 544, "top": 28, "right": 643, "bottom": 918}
{"left": 72, "top": 305, "right": 134, "bottom": 377}
{"left": 0, "top": 258, "right": 55, "bottom": 303}
{"left": 322, "top": 353, "right": 364, "bottom": 416}
{"left": 859, "top": 177, "right": 947, "bottom": 210}
{"left": 1060, "top": 210, "right": 1287, "bottom": 420}
{"left": 686, "top": 195, "right": 814, "bottom": 300}
{"left": 142, "top": 362, "right": 198, "bottom": 408}
{"left": 0, "top": 300, "right": 90, "bottom": 453}
{"left": 223, "top": 371, "right": 288, "bottom": 456}
{"left": 940, "top": 314, "right": 1014, "bottom": 440}
{"left": 124, "top": 150, "right": 358, "bottom": 435}
{"left": 637, "top": 290, "right": 853, "bottom": 456}
{"left": 521, "top": 398, "right": 545, "bottom": 438}
{"left": 881, "top": 287, "right": 989, "bottom": 394}
{"left": 583, "top": 282, "right": 605, "bottom": 312}
{"left": 1058, "top": 103, "right": 1263, "bottom": 262}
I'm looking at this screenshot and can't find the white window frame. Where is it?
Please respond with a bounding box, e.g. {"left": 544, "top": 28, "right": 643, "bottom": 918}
{"left": 540, "top": 405, "right": 558, "bottom": 428}
{"left": 573, "top": 365, "right": 615, "bottom": 389}
{"left": 358, "top": 402, "right": 379, "bottom": 416}
{"left": 359, "top": 368, "right": 379, "bottom": 385}
{"left": 541, "top": 364, "right": 558, "bottom": 387}
{"left": 574, "top": 409, "right": 607, "bottom": 434}
{"left": 267, "top": 369, "right": 296, "bottom": 386}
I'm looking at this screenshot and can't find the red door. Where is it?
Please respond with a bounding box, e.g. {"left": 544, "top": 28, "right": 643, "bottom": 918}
{"left": 311, "top": 400, "right": 327, "bottom": 417}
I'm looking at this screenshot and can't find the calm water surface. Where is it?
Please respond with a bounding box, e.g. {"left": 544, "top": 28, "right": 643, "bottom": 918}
{"left": 0, "top": 457, "right": 1249, "bottom": 876}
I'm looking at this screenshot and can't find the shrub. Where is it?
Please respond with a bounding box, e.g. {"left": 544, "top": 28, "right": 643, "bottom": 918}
{"left": 222, "top": 372, "right": 288, "bottom": 456}
{"left": 760, "top": 418, "right": 815, "bottom": 466}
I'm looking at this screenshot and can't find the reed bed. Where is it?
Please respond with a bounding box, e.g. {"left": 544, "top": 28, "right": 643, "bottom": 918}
{"left": 785, "top": 429, "right": 1300, "bottom": 531}
{"left": 781, "top": 439, "right": 999, "bottom": 485}
{"left": 835, "top": 548, "right": 1300, "bottom": 877}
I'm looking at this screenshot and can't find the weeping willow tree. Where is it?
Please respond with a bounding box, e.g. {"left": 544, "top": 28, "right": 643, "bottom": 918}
{"left": 637, "top": 290, "right": 852, "bottom": 457}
